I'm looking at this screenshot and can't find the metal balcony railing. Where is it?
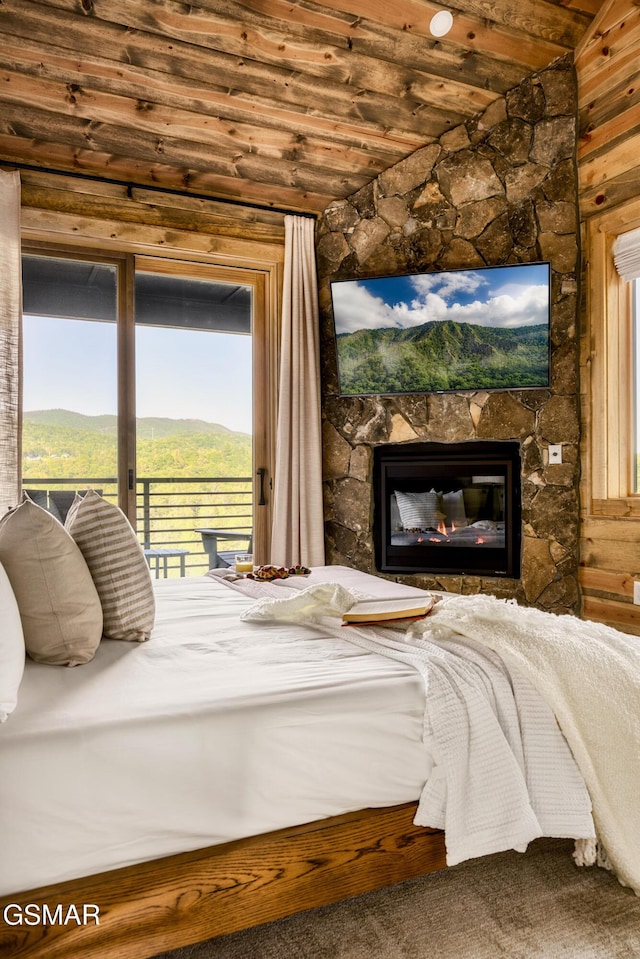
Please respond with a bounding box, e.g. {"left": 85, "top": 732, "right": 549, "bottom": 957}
{"left": 22, "top": 476, "right": 253, "bottom": 577}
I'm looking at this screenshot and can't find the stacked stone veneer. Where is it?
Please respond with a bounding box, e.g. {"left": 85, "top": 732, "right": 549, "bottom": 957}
{"left": 317, "top": 55, "right": 580, "bottom": 614}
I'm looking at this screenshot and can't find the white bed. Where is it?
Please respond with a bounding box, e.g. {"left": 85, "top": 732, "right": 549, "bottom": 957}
{"left": 3, "top": 562, "right": 639, "bottom": 959}
{"left": 0, "top": 566, "right": 435, "bottom": 896}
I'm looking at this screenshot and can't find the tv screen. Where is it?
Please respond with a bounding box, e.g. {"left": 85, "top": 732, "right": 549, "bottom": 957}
{"left": 330, "top": 262, "right": 551, "bottom": 396}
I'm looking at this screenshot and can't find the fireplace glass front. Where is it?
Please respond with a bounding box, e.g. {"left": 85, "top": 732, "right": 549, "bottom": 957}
{"left": 373, "top": 442, "right": 521, "bottom": 578}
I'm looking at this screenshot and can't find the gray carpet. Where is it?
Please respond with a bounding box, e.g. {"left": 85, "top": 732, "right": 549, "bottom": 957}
{"left": 152, "top": 839, "right": 640, "bottom": 959}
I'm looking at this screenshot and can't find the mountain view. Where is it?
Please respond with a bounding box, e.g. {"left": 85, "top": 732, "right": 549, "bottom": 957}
{"left": 22, "top": 410, "right": 253, "bottom": 571}
{"left": 22, "top": 409, "right": 252, "bottom": 479}
{"left": 336, "top": 319, "right": 549, "bottom": 395}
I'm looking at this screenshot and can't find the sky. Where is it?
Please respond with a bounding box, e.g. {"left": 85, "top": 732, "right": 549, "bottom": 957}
{"left": 331, "top": 263, "right": 550, "bottom": 335}
{"left": 22, "top": 316, "right": 253, "bottom": 434}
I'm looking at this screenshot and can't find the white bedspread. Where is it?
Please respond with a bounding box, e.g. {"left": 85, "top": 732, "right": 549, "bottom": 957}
{"left": 0, "top": 567, "right": 432, "bottom": 896}
{"left": 237, "top": 579, "right": 595, "bottom": 868}
{"left": 3, "top": 566, "right": 623, "bottom": 898}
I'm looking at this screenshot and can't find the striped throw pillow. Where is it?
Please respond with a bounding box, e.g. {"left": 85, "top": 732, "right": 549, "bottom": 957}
{"left": 394, "top": 490, "right": 441, "bottom": 530}
{"left": 66, "top": 491, "right": 155, "bottom": 642}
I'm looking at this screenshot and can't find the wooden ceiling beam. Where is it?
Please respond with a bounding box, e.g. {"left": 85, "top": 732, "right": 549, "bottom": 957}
{"left": 229, "top": 0, "right": 573, "bottom": 71}
{"left": 0, "top": 1, "right": 470, "bottom": 141}
{"left": 32, "top": 0, "right": 595, "bottom": 48}
{"left": 0, "top": 34, "right": 428, "bottom": 157}
{"left": 0, "top": 62, "right": 408, "bottom": 181}
{"left": 422, "top": 0, "right": 593, "bottom": 45}
{"left": 0, "top": 101, "right": 375, "bottom": 197}
{"left": 0, "top": 95, "right": 371, "bottom": 207}
{"left": 0, "top": 137, "right": 335, "bottom": 212}
{"left": 137, "top": 0, "right": 525, "bottom": 93}
{"left": 26, "top": 0, "right": 527, "bottom": 96}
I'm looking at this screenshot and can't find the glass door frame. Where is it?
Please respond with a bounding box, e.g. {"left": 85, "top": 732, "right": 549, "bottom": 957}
{"left": 22, "top": 241, "right": 275, "bottom": 563}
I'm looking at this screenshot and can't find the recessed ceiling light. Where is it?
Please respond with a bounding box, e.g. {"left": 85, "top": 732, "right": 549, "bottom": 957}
{"left": 429, "top": 10, "right": 453, "bottom": 37}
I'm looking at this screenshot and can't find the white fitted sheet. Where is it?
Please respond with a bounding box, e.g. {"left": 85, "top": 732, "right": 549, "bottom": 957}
{"left": 0, "top": 567, "right": 433, "bottom": 895}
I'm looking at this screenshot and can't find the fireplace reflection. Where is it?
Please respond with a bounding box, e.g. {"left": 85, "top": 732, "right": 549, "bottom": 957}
{"left": 390, "top": 476, "right": 506, "bottom": 549}
{"left": 374, "top": 443, "right": 521, "bottom": 578}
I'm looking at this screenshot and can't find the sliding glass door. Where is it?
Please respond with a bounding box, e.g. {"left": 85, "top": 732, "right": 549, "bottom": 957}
{"left": 21, "top": 247, "right": 272, "bottom": 574}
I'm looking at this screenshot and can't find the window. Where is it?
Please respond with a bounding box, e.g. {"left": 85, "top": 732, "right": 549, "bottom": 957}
{"left": 585, "top": 200, "right": 640, "bottom": 515}
{"left": 21, "top": 245, "right": 273, "bottom": 572}
{"left": 613, "top": 224, "right": 640, "bottom": 494}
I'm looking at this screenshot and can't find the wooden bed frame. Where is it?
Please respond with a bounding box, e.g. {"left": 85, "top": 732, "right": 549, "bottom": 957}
{"left": 0, "top": 803, "right": 445, "bottom": 959}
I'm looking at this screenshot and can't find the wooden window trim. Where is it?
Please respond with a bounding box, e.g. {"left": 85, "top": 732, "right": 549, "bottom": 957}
{"left": 585, "top": 197, "right": 640, "bottom": 516}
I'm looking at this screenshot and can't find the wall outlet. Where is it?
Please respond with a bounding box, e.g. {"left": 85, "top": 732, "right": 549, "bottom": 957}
{"left": 634, "top": 582, "right": 640, "bottom": 606}
{"left": 548, "top": 444, "right": 563, "bottom": 464}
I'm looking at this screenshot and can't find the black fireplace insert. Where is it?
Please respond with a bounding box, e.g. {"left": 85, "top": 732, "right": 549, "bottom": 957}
{"left": 373, "top": 441, "right": 521, "bottom": 578}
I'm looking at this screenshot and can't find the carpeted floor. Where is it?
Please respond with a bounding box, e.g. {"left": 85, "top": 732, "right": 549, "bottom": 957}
{"left": 152, "top": 839, "right": 640, "bottom": 959}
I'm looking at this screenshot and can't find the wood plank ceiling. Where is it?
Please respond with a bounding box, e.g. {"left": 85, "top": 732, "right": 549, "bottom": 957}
{"left": 0, "top": 0, "right": 602, "bottom": 216}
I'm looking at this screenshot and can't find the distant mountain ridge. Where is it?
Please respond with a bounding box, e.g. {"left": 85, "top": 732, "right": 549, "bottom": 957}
{"left": 25, "top": 409, "right": 247, "bottom": 439}
{"left": 336, "top": 318, "right": 549, "bottom": 394}
{"left": 22, "top": 409, "right": 251, "bottom": 479}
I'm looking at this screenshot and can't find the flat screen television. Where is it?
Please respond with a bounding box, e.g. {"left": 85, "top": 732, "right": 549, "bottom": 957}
{"left": 329, "top": 262, "right": 551, "bottom": 396}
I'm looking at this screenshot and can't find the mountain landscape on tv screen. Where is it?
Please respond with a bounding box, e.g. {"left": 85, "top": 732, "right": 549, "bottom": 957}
{"left": 336, "top": 318, "right": 549, "bottom": 395}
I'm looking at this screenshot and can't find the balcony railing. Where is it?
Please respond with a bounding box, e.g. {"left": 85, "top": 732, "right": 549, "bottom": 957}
{"left": 22, "top": 476, "right": 253, "bottom": 576}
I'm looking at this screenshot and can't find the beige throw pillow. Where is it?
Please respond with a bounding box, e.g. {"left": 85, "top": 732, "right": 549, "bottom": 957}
{"left": 441, "top": 489, "right": 467, "bottom": 528}
{"left": 0, "top": 499, "right": 103, "bottom": 666}
{"left": 0, "top": 560, "right": 25, "bottom": 719}
{"left": 65, "top": 491, "right": 155, "bottom": 642}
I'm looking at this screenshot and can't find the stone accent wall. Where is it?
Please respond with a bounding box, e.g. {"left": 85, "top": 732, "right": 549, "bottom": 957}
{"left": 316, "top": 55, "right": 580, "bottom": 614}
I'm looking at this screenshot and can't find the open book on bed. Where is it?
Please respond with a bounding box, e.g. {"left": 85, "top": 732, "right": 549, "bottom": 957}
{"left": 341, "top": 595, "right": 437, "bottom": 627}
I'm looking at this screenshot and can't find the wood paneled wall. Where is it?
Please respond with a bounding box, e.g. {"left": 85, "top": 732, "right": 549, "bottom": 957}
{"left": 576, "top": 0, "right": 640, "bottom": 633}
{"left": 14, "top": 167, "right": 287, "bottom": 266}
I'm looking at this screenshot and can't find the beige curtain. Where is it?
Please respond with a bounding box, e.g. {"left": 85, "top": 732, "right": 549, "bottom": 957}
{"left": 0, "top": 170, "right": 21, "bottom": 514}
{"left": 270, "top": 215, "right": 325, "bottom": 567}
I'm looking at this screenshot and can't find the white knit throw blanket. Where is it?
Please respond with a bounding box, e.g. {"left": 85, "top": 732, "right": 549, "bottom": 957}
{"left": 231, "top": 579, "right": 598, "bottom": 873}
{"left": 414, "top": 593, "right": 640, "bottom": 895}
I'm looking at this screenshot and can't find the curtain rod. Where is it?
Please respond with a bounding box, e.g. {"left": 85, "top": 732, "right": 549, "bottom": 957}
{"left": 5, "top": 161, "right": 318, "bottom": 220}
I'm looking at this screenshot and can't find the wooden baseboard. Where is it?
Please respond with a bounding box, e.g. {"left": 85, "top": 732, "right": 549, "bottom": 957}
{"left": 0, "top": 804, "right": 446, "bottom": 959}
